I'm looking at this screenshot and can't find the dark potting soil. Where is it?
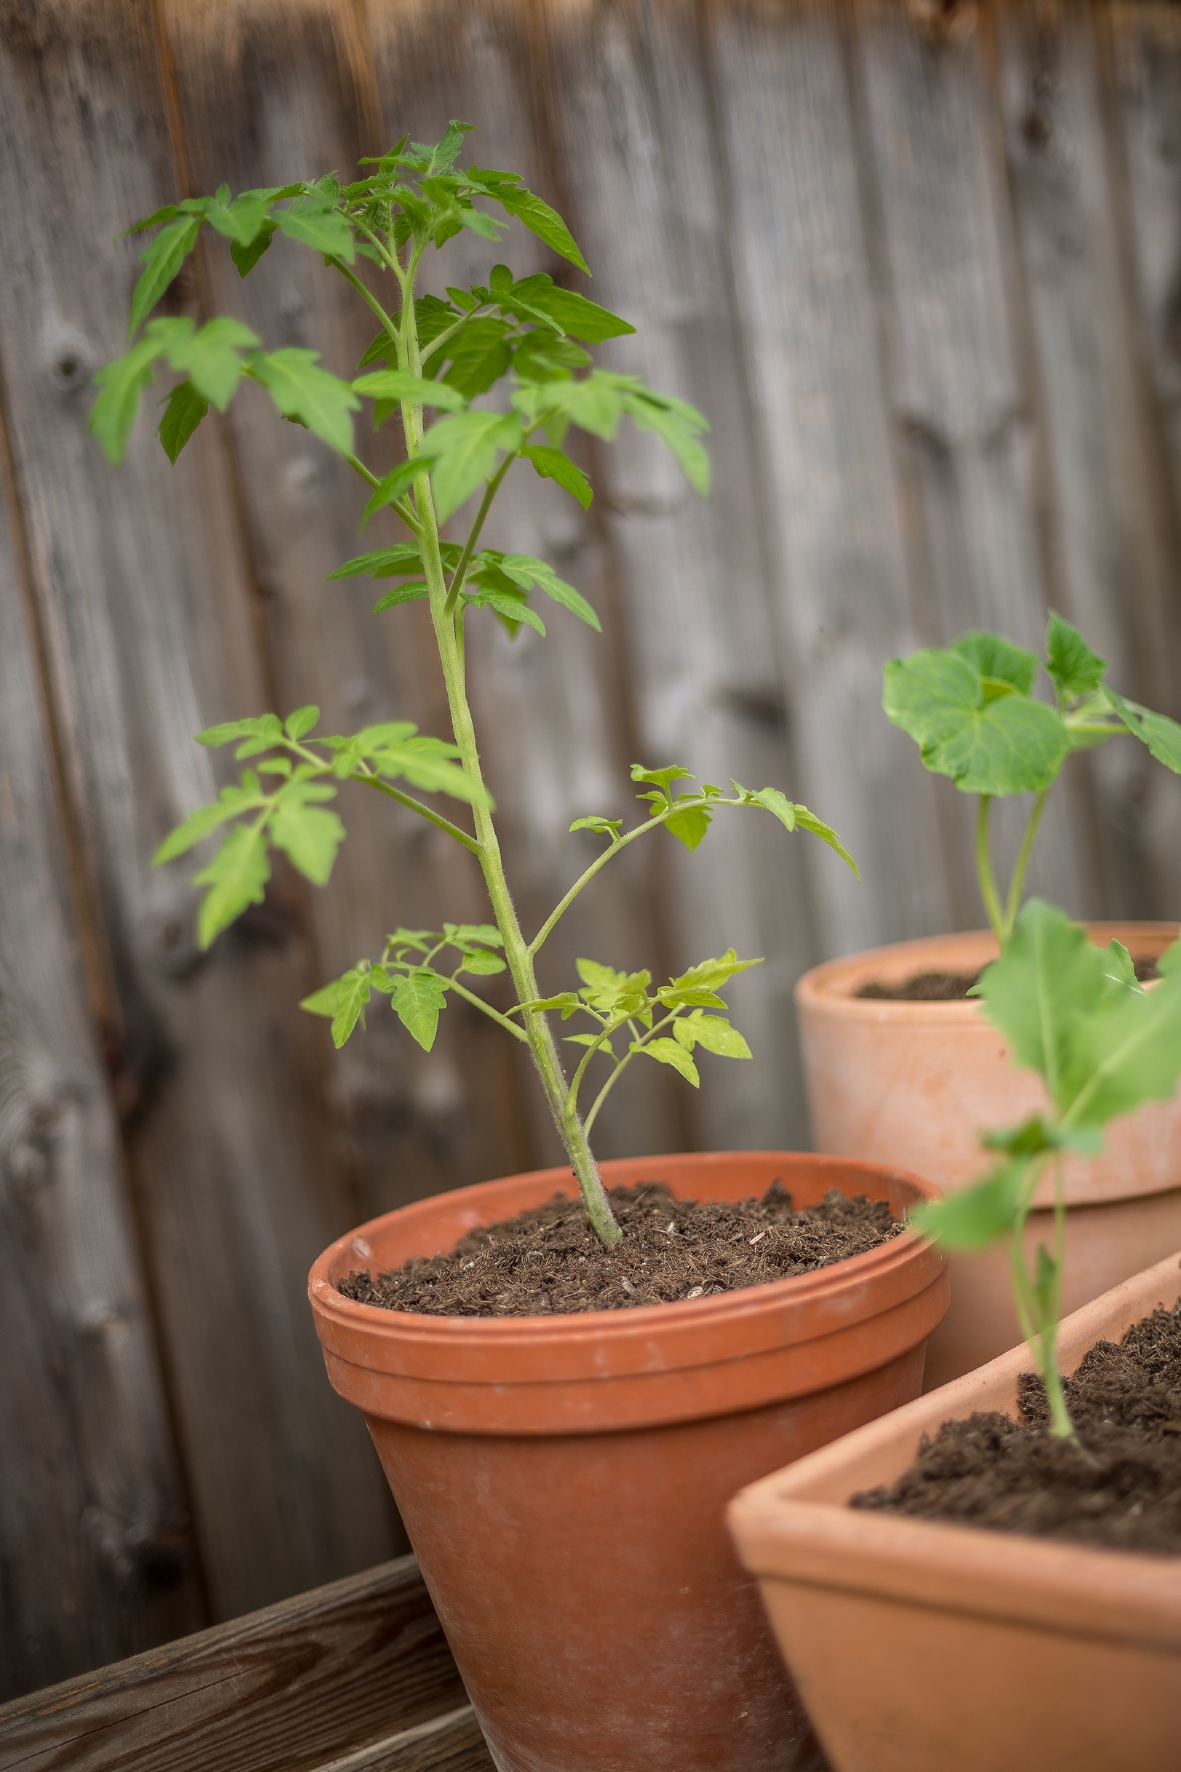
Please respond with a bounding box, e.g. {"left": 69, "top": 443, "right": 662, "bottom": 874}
{"left": 857, "top": 953, "right": 1160, "bottom": 1002}
{"left": 851, "top": 1301, "right": 1181, "bottom": 1555}
{"left": 339, "top": 1181, "right": 903, "bottom": 1317}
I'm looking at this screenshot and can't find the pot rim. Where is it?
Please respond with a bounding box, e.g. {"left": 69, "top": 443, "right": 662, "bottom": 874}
{"left": 794, "top": 922, "right": 1180, "bottom": 1024}
{"left": 728, "top": 1250, "right": 1181, "bottom": 1647}
{"left": 308, "top": 1150, "right": 942, "bottom": 1347}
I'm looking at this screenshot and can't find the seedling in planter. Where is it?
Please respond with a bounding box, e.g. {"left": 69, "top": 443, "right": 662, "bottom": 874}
{"left": 883, "top": 620, "right": 1181, "bottom": 941}
{"left": 913, "top": 898, "right": 1181, "bottom": 1436}
{"left": 94, "top": 124, "right": 854, "bottom": 1249}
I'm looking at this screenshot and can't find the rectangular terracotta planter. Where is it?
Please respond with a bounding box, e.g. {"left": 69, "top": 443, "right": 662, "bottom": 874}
{"left": 728, "top": 1253, "right": 1181, "bottom": 1772}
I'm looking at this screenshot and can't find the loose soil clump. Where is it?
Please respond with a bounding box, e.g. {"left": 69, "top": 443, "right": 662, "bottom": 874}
{"left": 341, "top": 1180, "right": 902, "bottom": 1317}
{"left": 851, "top": 1302, "right": 1181, "bottom": 1555}
{"left": 858, "top": 954, "right": 1160, "bottom": 1002}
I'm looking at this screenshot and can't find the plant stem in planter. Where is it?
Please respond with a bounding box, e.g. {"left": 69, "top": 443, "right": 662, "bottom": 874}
{"left": 92, "top": 126, "right": 856, "bottom": 1246}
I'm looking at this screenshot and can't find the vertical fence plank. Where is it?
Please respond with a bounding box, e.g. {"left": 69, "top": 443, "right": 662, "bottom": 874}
{"left": 0, "top": 0, "right": 397, "bottom": 1633}
{"left": 0, "top": 423, "right": 206, "bottom": 1696}
{"left": 995, "top": 0, "right": 1181, "bottom": 916}
{"left": 710, "top": 0, "right": 953, "bottom": 958}
{"left": 537, "top": 0, "right": 819, "bottom": 1146}
{"left": 852, "top": 0, "right": 1098, "bottom": 918}
{"left": 365, "top": 0, "right": 688, "bottom": 1159}
{"left": 160, "top": 0, "right": 538, "bottom": 1208}
{"left": 1105, "top": 0, "right": 1181, "bottom": 897}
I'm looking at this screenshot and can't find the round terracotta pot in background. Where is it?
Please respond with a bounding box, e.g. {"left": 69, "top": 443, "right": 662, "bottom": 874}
{"left": 728, "top": 1250, "right": 1181, "bottom": 1772}
{"left": 795, "top": 924, "right": 1181, "bottom": 1389}
{"left": 308, "top": 1151, "right": 948, "bottom": 1772}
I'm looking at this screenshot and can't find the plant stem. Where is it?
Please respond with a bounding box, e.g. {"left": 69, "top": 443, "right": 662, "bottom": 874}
{"left": 445, "top": 454, "right": 515, "bottom": 613}
{"left": 400, "top": 278, "right": 621, "bottom": 1247}
{"left": 445, "top": 974, "right": 531, "bottom": 1043}
{"left": 1042, "top": 1155, "right": 1074, "bottom": 1439}
{"left": 975, "top": 796, "right": 1005, "bottom": 943}
{"left": 1002, "top": 788, "right": 1048, "bottom": 938}
{"left": 356, "top": 773, "right": 482, "bottom": 854}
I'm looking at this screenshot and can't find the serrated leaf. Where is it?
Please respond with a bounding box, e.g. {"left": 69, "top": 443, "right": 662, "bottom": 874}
{"left": 520, "top": 445, "right": 592, "bottom": 509}
{"left": 635, "top": 1036, "right": 700, "bottom": 1087}
{"left": 438, "top": 319, "right": 512, "bottom": 401}
{"left": 390, "top": 967, "right": 448, "bottom": 1051}
{"left": 569, "top": 815, "right": 622, "bottom": 839}
{"left": 231, "top": 218, "right": 278, "bottom": 277}
{"left": 740, "top": 785, "right": 795, "bottom": 830}
{"left": 512, "top": 331, "right": 592, "bottom": 382}
{"left": 951, "top": 631, "right": 1039, "bottom": 696}
{"left": 90, "top": 337, "right": 164, "bottom": 464}
{"left": 456, "top": 948, "right": 506, "bottom": 976}
{"left": 1045, "top": 612, "right": 1106, "bottom": 702}
{"left": 301, "top": 966, "right": 373, "bottom": 1048}
{"left": 129, "top": 215, "right": 202, "bottom": 336}
{"left": 248, "top": 348, "right": 359, "bottom": 454}
{"left": 621, "top": 389, "right": 710, "bottom": 495}
{"left": 477, "top": 173, "right": 590, "bottom": 274}
{"left": 353, "top": 370, "right": 467, "bottom": 411}
{"left": 205, "top": 191, "right": 272, "bottom": 247}
{"left": 792, "top": 804, "right": 859, "bottom": 877}
{"left": 631, "top": 762, "right": 694, "bottom": 796}
{"left": 1103, "top": 688, "right": 1181, "bottom": 774}
{"left": 660, "top": 950, "right": 761, "bottom": 1006}
{"left": 275, "top": 199, "right": 355, "bottom": 261}
{"left": 194, "top": 823, "right": 270, "bottom": 949}
{"left": 360, "top": 459, "right": 431, "bottom": 528}
{"left": 883, "top": 647, "right": 1068, "bottom": 796}
{"left": 675, "top": 1011, "right": 752, "bottom": 1059}
{"left": 417, "top": 409, "right": 523, "bottom": 521}
{"left": 515, "top": 372, "right": 626, "bottom": 441}
{"left": 665, "top": 804, "right": 711, "bottom": 850}
{"left": 162, "top": 315, "right": 258, "bottom": 409}
{"left": 196, "top": 714, "right": 283, "bottom": 749}
{"left": 158, "top": 380, "right": 208, "bottom": 464}
{"left": 328, "top": 543, "right": 424, "bottom": 580}
{"left": 502, "top": 274, "right": 634, "bottom": 343}
{"left": 910, "top": 1160, "right": 1030, "bottom": 1251}
{"left": 373, "top": 583, "right": 430, "bottom": 614}
{"left": 270, "top": 795, "right": 344, "bottom": 886}
{"left": 443, "top": 922, "right": 503, "bottom": 947}
{"left": 498, "top": 553, "right": 600, "bottom": 630}
{"left": 285, "top": 705, "right": 319, "bottom": 740}
{"left": 153, "top": 792, "right": 252, "bottom": 863}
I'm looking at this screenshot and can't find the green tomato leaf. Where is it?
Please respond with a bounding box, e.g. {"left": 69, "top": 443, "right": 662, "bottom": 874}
{"left": 1045, "top": 612, "right": 1106, "bottom": 703}
{"left": 389, "top": 967, "right": 448, "bottom": 1051}
{"left": 474, "top": 171, "right": 590, "bottom": 274}
{"left": 621, "top": 388, "right": 710, "bottom": 495}
{"left": 501, "top": 274, "right": 634, "bottom": 343}
{"left": 634, "top": 1035, "right": 700, "bottom": 1088}
{"left": 230, "top": 218, "right": 279, "bottom": 277}
{"left": 359, "top": 459, "right": 431, "bottom": 529}
{"left": 90, "top": 336, "right": 166, "bottom": 464}
{"left": 159, "top": 315, "right": 259, "bottom": 410}
{"left": 128, "top": 215, "right": 202, "bottom": 336}
{"left": 674, "top": 1010, "right": 752, "bottom": 1059}
{"left": 194, "top": 823, "right": 271, "bottom": 949}
{"left": 248, "top": 348, "right": 359, "bottom": 454}
{"left": 792, "top": 803, "right": 860, "bottom": 877}
{"left": 196, "top": 713, "right": 283, "bottom": 749}
{"left": 353, "top": 369, "right": 467, "bottom": 411}
{"left": 158, "top": 380, "right": 208, "bottom": 464}
{"left": 455, "top": 948, "right": 506, "bottom": 976}
{"left": 659, "top": 950, "right": 761, "bottom": 1007}
{"left": 328, "top": 543, "right": 424, "bottom": 580}
{"left": 417, "top": 410, "right": 523, "bottom": 521}
{"left": 275, "top": 199, "right": 355, "bottom": 261}
{"left": 520, "top": 444, "right": 592, "bottom": 509}
{"left": 665, "top": 804, "right": 711, "bottom": 850}
{"left": 270, "top": 790, "right": 344, "bottom": 887}
{"left": 497, "top": 553, "right": 600, "bottom": 630}
{"left": 301, "top": 965, "right": 374, "bottom": 1048}
{"left": 284, "top": 705, "right": 319, "bottom": 740}
{"left": 1102, "top": 688, "right": 1181, "bottom": 775}
{"left": 373, "top": 583, "right": 430, "bottom": 614}
{"left": 883, "top": 647, "right": 1068, "bottom": 796}
{"left": 570, "top": 814, "right": 623, "bottom": 840}
{"left": 437, "top": 319, "right": 513, "bottom": 401}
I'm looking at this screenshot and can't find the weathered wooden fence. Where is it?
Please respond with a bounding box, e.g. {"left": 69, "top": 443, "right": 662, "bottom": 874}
{"left": 2, "top": 0, "right": 1180, "bottom": 1700}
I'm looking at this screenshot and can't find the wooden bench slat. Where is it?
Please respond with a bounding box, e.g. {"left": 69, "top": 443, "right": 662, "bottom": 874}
{"left": 0, "top": 1558, "right": 467, "bottom": 1772}
{"left": 315, "top": 1707, "right": 493, "bottom": 1772}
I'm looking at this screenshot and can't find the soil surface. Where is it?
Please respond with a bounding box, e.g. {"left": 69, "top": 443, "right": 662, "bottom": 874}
{"left": 340, "top": 1181, "right": 903, "bottom": 1317}
{"left": 858, "top": 954, "right": 1160, "bottom": 1001}
{"left": 851, "top": 1301, "right": 1181, "bottom": 1554}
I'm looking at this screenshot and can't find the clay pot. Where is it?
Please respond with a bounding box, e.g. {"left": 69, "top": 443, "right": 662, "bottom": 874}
{"left": 308, "top": 1151, "right": 948, "bottom": 1772}
{"left": 795, "top": 923, "right": 1181, "bottom": 1387}
{"left": 728, "top": 1250, "right": 1181, "bottom": 1772}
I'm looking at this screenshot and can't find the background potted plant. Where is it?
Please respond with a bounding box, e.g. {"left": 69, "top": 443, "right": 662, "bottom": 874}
{"left": 97, "top": 126, "right": 949, "bottom": 1772}
{"left": 731, "top": 899, "right": 1181, "bottom": 1772}
{"left": 795, "top": 621, "right": 1181, "bottom": 1384}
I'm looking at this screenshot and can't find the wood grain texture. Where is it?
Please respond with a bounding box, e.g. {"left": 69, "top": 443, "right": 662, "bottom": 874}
{"left": 995, "top": 0, "right": 1181, "bottom": 916}
{"left": 0, "top": 409, "right": 205, "bottom": 1696}
{"left": 852, "top": 0, "right": 1096, "bottom": 920}
{"left": 711, "top": 0, "right": 954, "bottom": 956}
{"left": 0, "top": 0, "right": 397, "bottom": 1633}
{"left": 0, "top": 1557, "right": 467, "bottom": 1772}
{"left": 538, "top": 0, "right": 818, "bottom": 1148}
{"left": 317, "top": 1707, "right": 493, "bottom": 1772}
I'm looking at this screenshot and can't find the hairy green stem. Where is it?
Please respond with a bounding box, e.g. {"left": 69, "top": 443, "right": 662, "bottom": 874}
{"left": 400, "top": 277, "right": 621, "bottom": 1247}
{"left": 975, "top": 796, "right": 1006, "bottom": 943}
{"left": 445, "top": 454, "right": 515, "bottom": 613}
{"left": 357, "top": 773, "right": 482, "bottom": 854}
{"left": 445, "top": 974, "right": 531, "bottom": 1043}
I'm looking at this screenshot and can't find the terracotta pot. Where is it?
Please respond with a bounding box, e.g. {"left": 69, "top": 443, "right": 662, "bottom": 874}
{"left": 795, "top": 923, "right": 1181, "bottom": 1387}
{"left": 308, "top": 1151, "right": 948, "bottom": 1772}
{"left": 728, "top": 1251, "right": 1181, "bottom": 1772}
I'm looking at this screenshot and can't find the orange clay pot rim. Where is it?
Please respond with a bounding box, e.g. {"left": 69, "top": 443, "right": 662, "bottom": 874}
{"left": 308, "top": 1151, "right": 941, "bottom": 1344}
{"left": 795, "top": 922, "right": 1180, "bottom": 1022}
